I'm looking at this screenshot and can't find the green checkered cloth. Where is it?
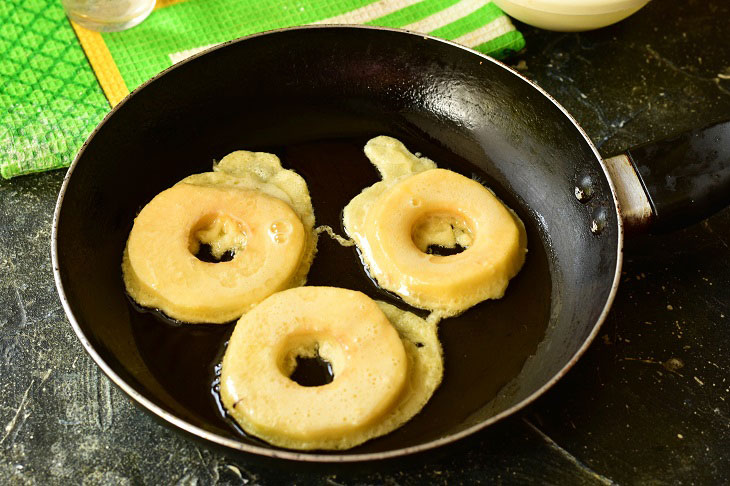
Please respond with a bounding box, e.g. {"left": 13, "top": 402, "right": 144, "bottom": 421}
{"left": 0, "top": 0, "right": 525, "bottom": 179}
{"left": 0, "top": 0, "right": 109, "bottom": 179}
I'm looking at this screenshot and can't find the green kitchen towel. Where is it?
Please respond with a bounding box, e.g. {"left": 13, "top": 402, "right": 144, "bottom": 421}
{"left": 1, "top": 0, "right": 525, "bottom": 179}
{"left": 0, "top": 0, "right": 110, "bottom": 179}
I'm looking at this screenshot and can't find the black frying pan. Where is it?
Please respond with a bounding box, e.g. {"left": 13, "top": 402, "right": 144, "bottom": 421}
{"left": 51, "top": 26, "right": 730, "bottom": 465}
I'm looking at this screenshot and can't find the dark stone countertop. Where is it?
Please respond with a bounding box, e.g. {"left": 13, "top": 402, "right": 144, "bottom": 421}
{"left": 1, "top": 1, "right": 728, "bottom": 484}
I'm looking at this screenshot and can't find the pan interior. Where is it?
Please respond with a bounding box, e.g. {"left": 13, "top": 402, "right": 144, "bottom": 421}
{"left": 55, "top": 27, "right": 619, "bottom": 456}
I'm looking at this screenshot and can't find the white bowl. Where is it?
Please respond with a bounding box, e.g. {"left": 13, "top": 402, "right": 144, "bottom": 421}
{"left": 493, "top": 0, "right": 651, "bottom": 31}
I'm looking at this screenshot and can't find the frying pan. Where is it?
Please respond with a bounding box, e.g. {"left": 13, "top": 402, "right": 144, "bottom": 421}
{"left": 51, "top": 26, "right": 730, "bottom": 465}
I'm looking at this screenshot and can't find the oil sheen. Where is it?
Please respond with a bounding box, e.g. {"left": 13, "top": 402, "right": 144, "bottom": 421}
{"left": 129, "top": 135, "right": 552, "bottom": 454}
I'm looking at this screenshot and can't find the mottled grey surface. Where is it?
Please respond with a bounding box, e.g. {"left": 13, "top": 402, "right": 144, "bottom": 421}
{"left": 2, "top": 0, "right": 730, "bottom": 484}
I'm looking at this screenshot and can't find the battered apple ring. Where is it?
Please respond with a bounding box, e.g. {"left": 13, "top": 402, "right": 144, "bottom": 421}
{"left": 344, "top": 136, "right": 527, "bottom": 316}
{"left": 220, "top": 287, "right": 443, "bottom": 450}
{"left": 122, "top": 183, "right": 307, "bottom": 323}
{"left": 122, "top": 150, "right": 317, "bottom": 324}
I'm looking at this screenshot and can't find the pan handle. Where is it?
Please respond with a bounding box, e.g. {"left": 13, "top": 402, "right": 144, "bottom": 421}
{"left": 604, "top": 120, "right": 730, "bottom": 233}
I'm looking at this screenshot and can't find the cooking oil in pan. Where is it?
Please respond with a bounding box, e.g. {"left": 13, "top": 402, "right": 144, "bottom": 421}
{"left": 129, "top": 136, "right": 552, "bottom": 453}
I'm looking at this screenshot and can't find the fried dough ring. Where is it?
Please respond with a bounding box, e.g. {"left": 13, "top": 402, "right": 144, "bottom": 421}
{"left": 220, "top": 287, "right": 410, "bottom": 450}
{"left": 348, "top": 161, "right": 527, "bottom": 316}
{"left": 122, "top": 182, "right": 307, "bottom": 323}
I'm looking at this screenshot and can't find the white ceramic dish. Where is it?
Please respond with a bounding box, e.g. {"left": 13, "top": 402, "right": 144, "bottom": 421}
{"left": 494, "top": 0, "right": 651, "bottom": 31}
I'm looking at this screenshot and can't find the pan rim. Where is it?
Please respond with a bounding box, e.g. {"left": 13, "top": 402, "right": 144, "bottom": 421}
{"left": 51, "top": 24, "right": 624, "bottom": 463}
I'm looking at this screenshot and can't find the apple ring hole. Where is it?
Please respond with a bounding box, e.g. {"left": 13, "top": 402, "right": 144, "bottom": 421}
{"left": 411, "top": 212, "right": 474, "bottom": 257}
{"left": 194, "top": 244, "right": 235, "bottom": 263}
{"left": 289, "top": 354, "right": 335, "bottom": 387}
{"left": 188, "top": 213, "right": 248, "bottom": 263}
{"left": 278, "top": 336, "right": 344, "bottom": 388}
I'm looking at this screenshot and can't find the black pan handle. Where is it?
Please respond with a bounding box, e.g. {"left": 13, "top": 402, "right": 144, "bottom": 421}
{"left": 605, "top": 120, "right": 730, "bottom": 233}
